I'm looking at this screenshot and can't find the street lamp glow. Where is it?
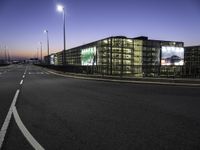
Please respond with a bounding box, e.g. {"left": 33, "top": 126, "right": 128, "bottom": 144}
{"left": 57, "top": 5, "right": 64, "bottom": 12}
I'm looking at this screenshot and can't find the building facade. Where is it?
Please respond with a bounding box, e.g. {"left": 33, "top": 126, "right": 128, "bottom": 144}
{"left": 48, "top": 36, "right": 184, "bottom": 77}
{"left": 184, "top": 46, "right": 200, "bottom": 77}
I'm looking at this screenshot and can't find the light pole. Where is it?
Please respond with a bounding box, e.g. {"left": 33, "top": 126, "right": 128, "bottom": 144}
{"left": 44, "top": 30, "right": 50, "bottom": 64}
{"left": 57, "top": 4, "right": 66, "bottom": 65}
{"left": 40, "top": 42, "right": 43, "bottom": 63}
{"left": 4, "top": 45, "right": 7, "bottom": 63}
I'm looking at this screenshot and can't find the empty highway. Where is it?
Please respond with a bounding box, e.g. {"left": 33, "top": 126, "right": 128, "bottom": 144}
{"left": 0, "top": 64, "right": 200, "bottom": 150}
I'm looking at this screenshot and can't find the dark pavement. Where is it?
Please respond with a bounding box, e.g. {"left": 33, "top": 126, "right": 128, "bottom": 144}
{"left": 1, "top": 64, "right": 200, "bottom": 150}
{"left": 0, "top": 65, "right": 26, "bottom": 129}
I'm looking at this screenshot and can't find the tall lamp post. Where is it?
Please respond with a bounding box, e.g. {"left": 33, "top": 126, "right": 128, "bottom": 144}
{"left": 44, "top": 30, "right": 50, "bottom": 64}
{"left": 57, "top": 4, "right": 66, "bottom": 65}
{"left": 40, "top": 42, "right": 43, "bottom": 63}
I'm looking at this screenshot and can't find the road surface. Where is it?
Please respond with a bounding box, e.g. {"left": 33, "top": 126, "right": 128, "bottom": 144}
{"left": 1, "top": 64, "right": 200, "bottom": 150}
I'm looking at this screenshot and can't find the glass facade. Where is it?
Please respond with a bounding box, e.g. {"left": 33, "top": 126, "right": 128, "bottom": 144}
{"left": 48, "top": 36, "right": 184, "bottom": 77}
{"left": 184, "top": 46, "right": 200, "bottom": 77}
{"left": 185, "top": 46, "right": 200, "bottom": 66}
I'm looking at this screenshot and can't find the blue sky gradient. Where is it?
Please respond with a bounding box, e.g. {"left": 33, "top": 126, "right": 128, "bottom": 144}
{"left": 0, "top": 0, "right": 200, "bottom": 58}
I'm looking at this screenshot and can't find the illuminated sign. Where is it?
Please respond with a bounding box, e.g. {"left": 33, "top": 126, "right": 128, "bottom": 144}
{"left": 81, "top": 47, "right": 96, "bottom": 66}
{"left": 161, "top": 46, "right": 184, "bottom": 66}
{"left": 50, "top": 55, "right": 55, "bottom": 65}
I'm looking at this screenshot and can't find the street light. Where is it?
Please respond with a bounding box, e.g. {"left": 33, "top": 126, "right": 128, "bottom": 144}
{"left": 57, "top": 4, "right": 66, "bottom": 65}
{"left": 44, "top": 30, "right": 50, "bottom": 64}
{"left": 40, "top": 42, "right": 43, "bottom": 63}
{"left": 57, "top": 5, "right": 64, "bottom": 12}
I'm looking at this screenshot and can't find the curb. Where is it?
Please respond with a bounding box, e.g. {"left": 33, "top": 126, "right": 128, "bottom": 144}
{"left": 45, "top": 69, "right": 200, "bottom": 87}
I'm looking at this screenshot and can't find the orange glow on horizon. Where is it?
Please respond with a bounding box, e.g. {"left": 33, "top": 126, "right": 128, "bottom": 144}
{"left": 10, "top": 49, "right": 61, "bottom": 59}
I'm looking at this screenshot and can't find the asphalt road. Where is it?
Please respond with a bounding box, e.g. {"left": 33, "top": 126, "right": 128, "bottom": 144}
{"left": 0, "top": 65, "right": 26, "bottom": 129}
{"left": 1, "top": 64, "right": 200, "bottom": 150}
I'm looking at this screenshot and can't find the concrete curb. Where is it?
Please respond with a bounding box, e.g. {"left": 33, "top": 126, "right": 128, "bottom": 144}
{"left": 44, "top": 69, "right": 200, "bottom": 87}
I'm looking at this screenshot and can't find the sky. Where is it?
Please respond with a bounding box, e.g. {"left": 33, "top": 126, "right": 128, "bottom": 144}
{"left": 0, "top": 0, "right": 200, "bottom": 59}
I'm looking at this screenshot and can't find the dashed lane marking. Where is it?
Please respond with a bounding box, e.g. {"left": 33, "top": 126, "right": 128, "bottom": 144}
{"left": 0, "top": 66, "right": 45, "bottom": 149}
{"left": 20, "top": 80, "right": 23, "bottom": 85}
{"left": 13, "top": 106, "right": 45, "bottom": 150}
{"left": 28, "top": 72, "right": 47, "bottom": 75}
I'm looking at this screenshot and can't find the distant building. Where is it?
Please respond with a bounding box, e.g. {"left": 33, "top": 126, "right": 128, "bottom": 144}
{"left": 184, "top": 46, "right": 200, "bottom": 77}
{"left": 46, "top": 36, "right": 184, "bottom": 77}
{"left": 184, "top": 46, "right": 200, "bottom": 66}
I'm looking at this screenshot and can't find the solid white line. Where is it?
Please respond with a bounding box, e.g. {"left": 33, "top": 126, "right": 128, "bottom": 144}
{"left": 20, "top": 80, "right": 23, "bottom": 85}
{"left": 0, "top": 89, "right": 20, "bottom": 149}
{"left": 13, "top": 106, "right": 45, "bottom": 150}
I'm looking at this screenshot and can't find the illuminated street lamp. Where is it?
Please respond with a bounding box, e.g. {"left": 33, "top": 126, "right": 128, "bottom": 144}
{"left": 44, "top": 30, "right": 50, "bottom": 64}
{"left": 57, "top": 4, "right": 66, "bottom": 65}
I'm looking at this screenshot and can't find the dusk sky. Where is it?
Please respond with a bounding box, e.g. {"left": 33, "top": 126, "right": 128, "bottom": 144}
{"left": 0, "top": 0, "right": 200, "bottom": 59}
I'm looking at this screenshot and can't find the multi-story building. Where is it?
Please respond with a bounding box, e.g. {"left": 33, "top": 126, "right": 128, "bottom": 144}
{"left": 48, "top": 36, "right": 184, "bottom": 77}
{"left": 185, "top": 46, "right": 200, "bottom": 66}
{"left": 184, "top": 46, "right": 200, "bottom": 77}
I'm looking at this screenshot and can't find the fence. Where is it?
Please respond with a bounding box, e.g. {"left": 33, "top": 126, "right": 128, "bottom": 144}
{"left": 37, "top": 64, "right": 200, "bottom": 79}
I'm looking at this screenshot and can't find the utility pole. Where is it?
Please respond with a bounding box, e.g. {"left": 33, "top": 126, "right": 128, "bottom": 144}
{"left": 40, "top": 42, "right": 43, "bottom": 63}
{"left": 4, "top": 46, "right": 7, "bottom": 63}
{"left": 7, "top": 51, "right": 10, "bottom": 63}
{"left": 37, "top": 48, "right": 39, "bottom": 60}
{"left": 0, "top": 45, "right": 2, "bottom": 60}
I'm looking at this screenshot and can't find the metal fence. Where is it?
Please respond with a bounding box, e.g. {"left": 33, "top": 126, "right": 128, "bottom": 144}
{"left": 38, "top": 64, "right": 200, "bottom": 79}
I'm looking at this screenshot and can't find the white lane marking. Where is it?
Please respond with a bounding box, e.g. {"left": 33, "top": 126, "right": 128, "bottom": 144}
{"left": 13, "top": 106, "right": 45, "bottom": 150}
{"left": 24, "top": 66, "right": 28, "bottom": 75}
{"left": 23, "top": 75, "right": 25, "bottom": 78}
{"left": 28, "top": 72, "right": 46, "bottom": 75}
{"left": 0, "top": 90, "right": 20, "bottom": 149}
{"left": 20, "top": 80, "right": 23, "bottom": 85}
